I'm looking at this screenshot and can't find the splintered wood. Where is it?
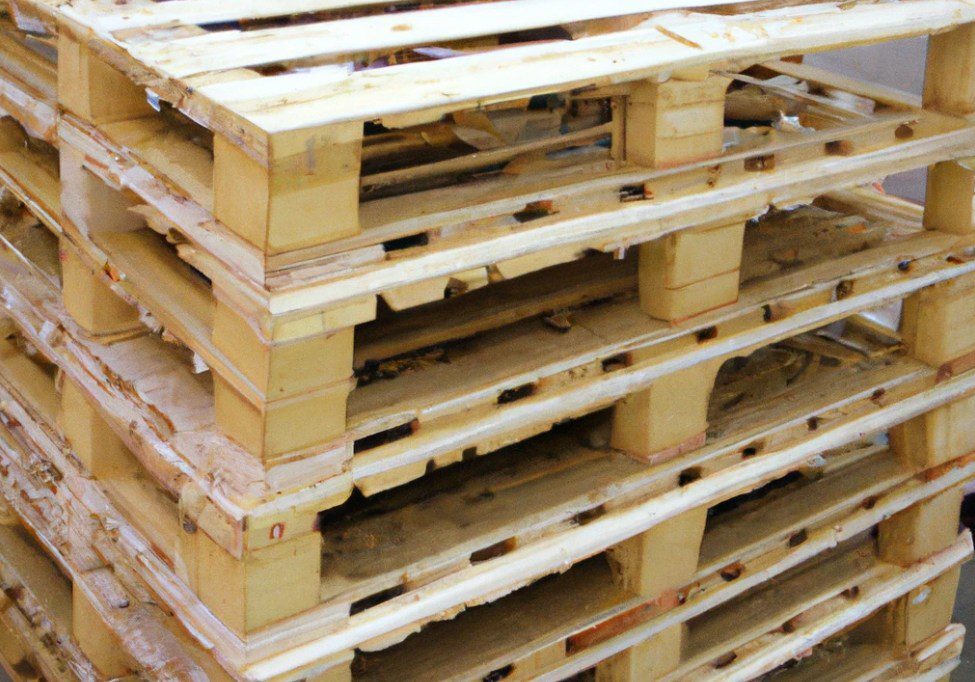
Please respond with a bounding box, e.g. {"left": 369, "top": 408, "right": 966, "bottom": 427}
{"left": 0, "top": 0, "right": 972, "bottom": 680}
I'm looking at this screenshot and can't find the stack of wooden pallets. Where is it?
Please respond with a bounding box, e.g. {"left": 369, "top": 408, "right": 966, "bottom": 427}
{"left": 0, "top": 0, "right": 973, "bottom": 680}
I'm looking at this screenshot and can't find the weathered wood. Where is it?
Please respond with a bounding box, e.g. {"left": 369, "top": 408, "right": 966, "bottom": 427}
{"left": 611, "top": 361, "right": 722, "bottom": 463}
{"left": 878, "top": 486, "right": 964, "bottom": 567}
{"left": 179, "top": 526, "right": 322, "bottom": 636}
{"left": 57, "top": 33, "right": 152, "bottom": 126}
{"left": 923, "top": 21, "right": 975, "bottom": 117}
{"left": 72, "top": 586, "right": 135, "bottom": 678}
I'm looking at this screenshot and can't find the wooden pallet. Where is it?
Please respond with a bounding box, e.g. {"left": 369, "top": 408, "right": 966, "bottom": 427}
{"left": 0, "top": 359, "right": 971, "bottom": 681}
{"left": 4, "top": 0, "right": 975, "bottom": 474}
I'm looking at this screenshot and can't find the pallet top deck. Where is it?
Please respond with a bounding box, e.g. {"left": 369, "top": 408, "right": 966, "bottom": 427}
{"left": 31, "top": 0, "right": 975, "bottom": 165}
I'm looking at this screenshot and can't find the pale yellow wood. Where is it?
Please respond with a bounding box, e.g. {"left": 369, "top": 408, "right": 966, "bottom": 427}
{"left": 214, "top": 374, "right": 349, "bottom": 461}
{"left": 212, "top": 301, "right": 354, "bottom": 399}
{"left": 901, "top": 271, "right": 975, "bottom": 366}
{"left": 57, "top": 33, "right": 153, "bottom": 125}
{"left": 597, "top": 507, "right": 706, "bottom": 681}
{"left": 625, "top": 75, "right": 730, "bottom": 168}
{"left": 212, "top": 124, "right": 362, "bottom": 255}
{"left": 182, "top": 526, "right": 322, "bottom": 636}
{"left": 59, "top": 143, "right": 145, "bottom": 236}
{"left": 596, "top": 625, "right": 686, "bottom": 681}
{"left": 639, "top": 220, "right": 745, "bottom": 321}
{"left": 923, "top": 160, "right": 975, "bottom": 234}
{"left": 606, "top": 506, "right": 708, "bottom": 597}
{"left": 72, "top": 587, "right": 135, "bottom": 678}
{"left": 0, "top": 337, "right": 58, "bottom": 422}
{"left": 59, "top": 376, "right": 130, "bottom": 478}
{"left": 611, "top": 361, "right": 721, "bottom": 462}
{"left": 891, "top": 393, "right": 975, "bottom": 468}
{"left": 890, "top": 568, "right": 963, "bottom": 647}
{"left": 878, "top": 486, "right": 964, "bottom": 567}
{"left": 60, "top": 241, "right": 142, "bottom": 336}
{"left": 923, "top": 22, "right": 975, "bottom": 117}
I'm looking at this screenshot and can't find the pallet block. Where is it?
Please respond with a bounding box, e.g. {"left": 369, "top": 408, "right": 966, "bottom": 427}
{"left": 60, "top": 31, "right": 363, "bottom": 257}
{"left": 611, "top": 361, "right": 722, "bottom": 463}
{"left": 923, "top": 159, "right": 975, "bottom": 234}
{"left": 597, "top": 507, "right": 708, "bottom": 681}
{"left": 624, "top": 74, "right": 731, "bottom": 169}
{"left": 59, "top": 240, "right": 142, "bottom": 338}
{"left": 872, "top": 485, "right": 966, "bottom": 665}
{"left": 72, "top": 587, "right": 135, "bottom": 678}
{"left": 639, "top": 219, "right": 747, "bottom": 322}
{"left": 893, "top": 271, "right": 975, "bottom": 466}
{"left": 180, "top": 526, "right": 323, "bottom": 637}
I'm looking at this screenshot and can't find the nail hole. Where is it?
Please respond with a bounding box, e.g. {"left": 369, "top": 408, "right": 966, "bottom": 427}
{"left": 498, "top": 383, "right": 537, "bottom": 404}
{"left": 696, "top": 326, "right": 718, "bottom": 343}
{"left": 788, "top": 528, "right": 808, "bottom": 547}
{"left": 679, "top": 467, "right": 703, "bottom": 486}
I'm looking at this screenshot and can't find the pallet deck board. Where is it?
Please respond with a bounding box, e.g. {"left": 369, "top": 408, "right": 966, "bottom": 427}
{"left": 56, "top": 0, "right": 975, "bottom": 141}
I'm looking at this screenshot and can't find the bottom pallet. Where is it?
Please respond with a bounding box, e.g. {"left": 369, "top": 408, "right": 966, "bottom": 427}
{"left": 0, "top": 397, "right": 970, "bottom": 682}
{"left": 0, "top": 498, "right": 967, "bottom": 682}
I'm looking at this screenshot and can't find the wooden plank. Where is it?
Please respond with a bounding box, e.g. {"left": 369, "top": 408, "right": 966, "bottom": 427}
{"left": 187, "top": 1, "right": 975, "bottom": 136}
{"left": 124, "top": 0, "right": 765, "bottom": 78}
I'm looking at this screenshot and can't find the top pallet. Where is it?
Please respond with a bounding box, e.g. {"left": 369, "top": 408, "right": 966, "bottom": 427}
{"left": 13, "top": 0, "right": 975, "bottom": 279}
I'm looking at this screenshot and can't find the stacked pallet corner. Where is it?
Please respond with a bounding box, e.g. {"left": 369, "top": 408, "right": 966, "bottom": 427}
{"left": 0, "top": 0, "right": 972, "bottom": 680}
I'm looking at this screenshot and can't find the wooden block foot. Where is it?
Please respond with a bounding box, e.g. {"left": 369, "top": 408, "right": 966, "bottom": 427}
{"left": 901, "top": 272, "right": 975, "bottom": 368}
{"left": 878, "top": 486, "right": 963, "bottom": 567}
{"left": 595, "top": 624, "right": 687, "bottom": 681}
{"left": 213, "top": 124, "right": 363, "bottom": 255}
{"left": 891, "top": 393, "right": 975, "bottom": 469}
{"left": 60, "top": 241, "right": 142, "bottom": 337}
{"left": 624, "top": 75, "right": 730, "bottom": 168}
{"left": 72, "top": 586, "right": 135, "bottom": 678}
{"left": 611, "top": 362, "right": 720, "bottom": 462}
{"left": 178, "top": 525, "right": 322, "bottom": 636}
{"left": 59, "top": 376, "right": 130, "bottom": 478}
{"left": 639, "top": 220, "right": 746, "bottom": 322}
